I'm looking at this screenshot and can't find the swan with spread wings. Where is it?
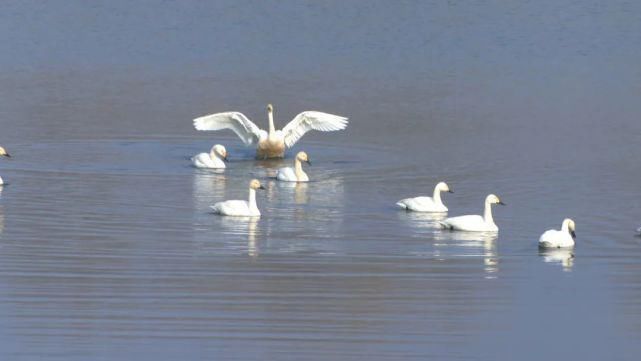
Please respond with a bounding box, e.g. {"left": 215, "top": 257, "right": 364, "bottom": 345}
{"left": 193, "top": 104, "right": 348, "bottom": 159}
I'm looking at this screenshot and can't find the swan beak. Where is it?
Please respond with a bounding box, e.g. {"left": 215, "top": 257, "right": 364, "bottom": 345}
{"left": 571, "top": 230, "right": 576, "bottom": 239}
{"left": 305, "top": 160, "right": 311, "bottom": 166}
{"left": 223, "top": 156, "right": 228, "bottom": 162}
{"left": 498, "top": 201, "right": 506, "bottom": 206}
{"left": 258, "top": 185, "right": 266, "bottom": 190}
{"left": 447, "top": 189, "right": 454, "bottom": 194}
{"left": 2, "top": 153, "right": 9, "bottom": 158}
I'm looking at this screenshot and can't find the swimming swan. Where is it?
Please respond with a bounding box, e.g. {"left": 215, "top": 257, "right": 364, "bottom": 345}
{"left": 538, "top": 218, "right": 576, "bottom": 248}
{"left": 193, "top": 104, "right": 348, "bottom": 159}
{"left": 191, "top": 144, "right": 228, "bottom": 169}
{"left": 396, "top": 181, "right": 453, "bottom": 212}
{"left": 0, "top": 146, "right": 10, "bottom": 185}
{"left": 439, "top": 194, "right": 505, "bottom": 232}
{"left": 211, "top": 179, "right": 265, "bottom": 217}
{"left": 277, "top": 151, "right": 311, "bottom": 182}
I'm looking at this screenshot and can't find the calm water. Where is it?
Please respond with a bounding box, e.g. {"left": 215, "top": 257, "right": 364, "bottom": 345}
{"left": 1, "top": 1, "right": 641, "bottom": 360}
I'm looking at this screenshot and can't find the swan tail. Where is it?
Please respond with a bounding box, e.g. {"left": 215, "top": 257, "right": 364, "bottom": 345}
{"left": 396, "top": 201, "right": 408, "bottom": 210}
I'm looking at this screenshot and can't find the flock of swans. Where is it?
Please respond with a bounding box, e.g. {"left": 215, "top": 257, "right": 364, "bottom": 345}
{"left": 188, "top": 103, "right": 579, "bottom": 250}
{"left": 0, "top": 103, "right": 591, "bottom": 251}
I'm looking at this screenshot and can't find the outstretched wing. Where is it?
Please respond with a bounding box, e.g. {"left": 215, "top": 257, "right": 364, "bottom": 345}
{"left": 193, "top": 112, "right": 265, "bottom": 146}
{"left": 281, "top": 111, "right": 348, "bottom": 148}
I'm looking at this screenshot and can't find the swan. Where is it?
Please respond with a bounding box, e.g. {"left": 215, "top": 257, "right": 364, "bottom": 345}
{"left": 439, "top": 194, "right": 505, "bottom": 232}
{"left": 211, "top": 179, "right": 265, "bottom": 217}
{"left": 538, "top": 218, "right": 576, "bottom": 248}
{"left": 191, "top": 144, "right": 228, "bottom": 169}
{"left": 0, "top": 146, "right": 9, "bottom": 185}
{"left": 396, "top": 181, "right": 453, "bottom": 212}
{"left": 277, "top": 151, "right": 311, "bottom": 182}
{"left": 193, "top": 104, "right": 348, "bottom": 159}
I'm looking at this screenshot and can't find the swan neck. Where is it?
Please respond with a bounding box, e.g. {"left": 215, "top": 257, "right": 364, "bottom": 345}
{"left": 268, "top": 111, "right": 276, "bottom": 136}
{"left": 561, "top": 220, "right": 570, "bottom": 232}
{"left": 483, "top": 201, "right": 495, "bottom": 225}
{"left": 248, "top": 188, "right": 257, "bottom": 209}
{"left": 433, "top": 186, "right": 443, "bottom": 205}
{"left": 294, "top": 158, "right": 307, "bottom": 180}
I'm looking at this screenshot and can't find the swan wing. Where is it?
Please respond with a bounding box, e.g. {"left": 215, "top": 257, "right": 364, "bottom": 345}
{"left": 211, "top": 200, "right": 250, "bottom": 216}
{"left": 193, "top": 112, "right": 266, "bottom": 146}
{"left": 440, "top": 215, "right": 485, "bottom": 230}
{"left": 539, "top": 230, "right": 573, "bottom": 248}
{"left": 277, "top": 167, "right": 297, "bottom": 182}
{"left": 281, "top": 111, "right": 348, "bottom": 148}
{"left": 397, "top": 196, "right": 439, "bottom": 211}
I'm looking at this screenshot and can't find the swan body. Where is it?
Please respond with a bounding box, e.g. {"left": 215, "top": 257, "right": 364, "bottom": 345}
{"left": 440, "top": 194, "right": 505, "bottom": 232}
{"left": 211, "top": 179, "right": 265, "bottom": 217}
{"left": 277, "top": 151, "right": 311, "bottom": 182}
{"left": 191, "top": 144, "right": 228, "bottom": 169}
{"left": 397, "top": 181, "right": 453, "bottom": 212}
{"left": 0, "top": 146, "right": 9, "bottom": 185}
{"left": 193, "top": 104, "right": 348, "bottom": 159}
{"left": 539, "top": 218, "right": 576, "bottom": 248}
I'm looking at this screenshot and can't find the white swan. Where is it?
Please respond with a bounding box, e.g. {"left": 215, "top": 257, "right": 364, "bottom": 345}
{"left": 277, "top": 151, "right": 311, "bottom": 182}
{"left": 0, "top": 146, "right": 9, "bottom": 185}
{"left": 439, "top": 194, "right": 505, "bottom": 232}
{"left": 396, "top": 181, "right": 453, "bottom": 212}
{"left": 538, "top": 218, "right": 576, "bottom": 248}
{"left": 211, "top": 179, "right": 265, "bottom": 217}
{"left": 191, "top": 144, "right": 228, "bottom": 169}
{"left": 193, "top": 104, "right": 348, "bottom": 159}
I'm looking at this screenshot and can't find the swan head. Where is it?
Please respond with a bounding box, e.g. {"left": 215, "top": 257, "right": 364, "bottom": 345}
{"left": 249, "top": 179, "right": 266, "bottom": 190}
{"left": 563, "top": 218, "right": 576, "bottom": 238}
{"left": 486, "top": 194, "right": 505, "bottom": 206}
{"left": 436, "top": 181, "right": 453, "bottom": 193}
{"left": 211, "top": 144, "right": 228, "bottom": 161}
{"left": 267, "top": 104, "right": 274, "bottom": 113}
{"left": 0, "top": 146, "right": 10, "bottom": 158}
{"left": 296, "top": 151, "right": 311, "bottom": 165}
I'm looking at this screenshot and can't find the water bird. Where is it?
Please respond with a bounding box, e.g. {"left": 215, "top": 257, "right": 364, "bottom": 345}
{"left": 396, "top": 181, "right": 453, "bottom": 212}
{"left": 538, "top": 218, "right": 576, "bottom": 248}
{"left": 439, "top": 194, "right": 505, "bottom": 232}
{"left": 277, "top": 151, "right": 311, "bottom": 182}
{"left": 191, "top": 144, "right": 228, "bottom": 169}
{"left": 0, "top": 146, "right": 10, "bottom": 185}
{"left": 211, "top": 179, "right": 265, "bottom": 217}
{"left": 193, "top": 104, "right": 348, "bottom": 159}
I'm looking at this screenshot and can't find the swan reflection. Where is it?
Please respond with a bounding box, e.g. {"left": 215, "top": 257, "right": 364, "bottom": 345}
{"left": 434, "top": 231, "right": 499, "bottom": 278}
{"left": 219, "top": 216, "right": 261, "bottom": 258}
{"left": 192, "top": 171, "right": 226, "bottom": 210}
{"left": 276, "top": 181, "right": 310, "bottom": 204}
{"left": 397, "top": 211, "right": 447, "bottom": 233}
{"left": 539, "top": 248, "right": 574, "bottom": 271}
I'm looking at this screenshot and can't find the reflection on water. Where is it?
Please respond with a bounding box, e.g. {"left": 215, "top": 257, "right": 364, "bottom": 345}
{"left": 539, "top": 248, "right": 575, "bottom": 271}
{"left": 276, "top": 181, "right": 310, "bottom": 204}
{"left": 192, "top": 171, "right": 227, "bottom": 210}
{"left": 434, "top": 231, "right": 499, "bottom": 278}
{"left": 397, "top": 211, "right": 447, "bottom": 231}
{"left": 2, "top": 0, "right": 641, "bottom": 358}
{"left": 220, "top": 216, "right": 261, "bottom": 258}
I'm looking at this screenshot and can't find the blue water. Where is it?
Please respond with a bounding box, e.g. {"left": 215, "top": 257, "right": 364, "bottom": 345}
{"left": 1, "top": 1, "right": 641, "bottom": 360}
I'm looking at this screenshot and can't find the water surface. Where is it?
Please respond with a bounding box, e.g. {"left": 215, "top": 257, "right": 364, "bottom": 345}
{"left": 1, "top": 1, "right": 641, "bottom": 360}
